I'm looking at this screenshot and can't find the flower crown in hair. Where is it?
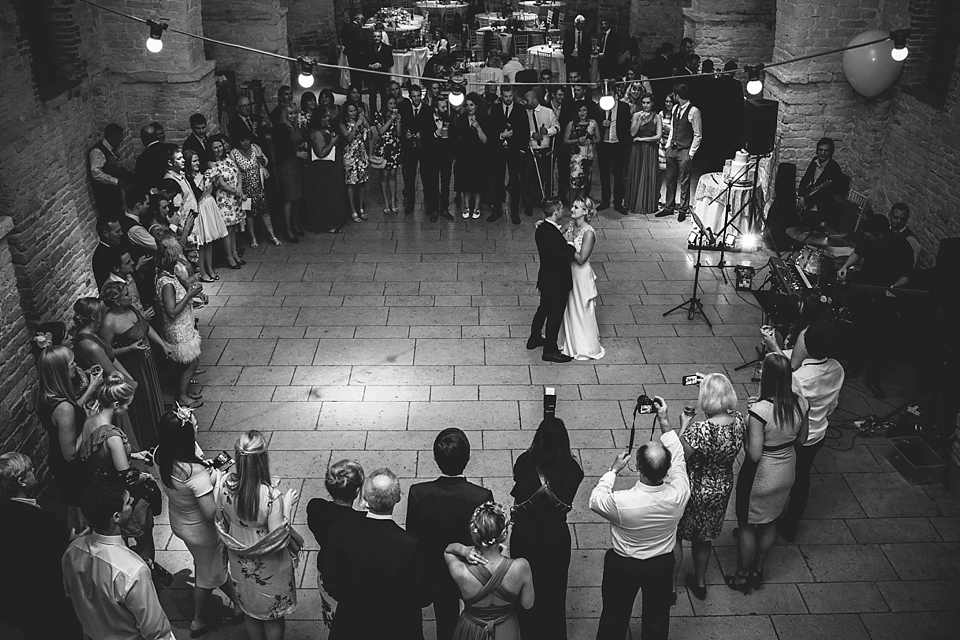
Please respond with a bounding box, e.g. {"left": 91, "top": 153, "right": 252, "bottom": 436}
{"left": 820, "top": 295, "right": 832, "bottom": 305}
{"left": 173, "top": 403, "right": 195, "bottom": 427}
{"left": 33, "top": 332, "right": 54, "bottom": 350}
{"left": 471, "top": 501, "right": 509, "bottom": 546}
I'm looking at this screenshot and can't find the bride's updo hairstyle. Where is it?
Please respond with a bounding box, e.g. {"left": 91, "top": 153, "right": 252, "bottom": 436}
{"left": 573, "top": 196, "right": 598, "bottom": 222}
{"left": 470, "top": 501, "right": 509, "bottom": 548}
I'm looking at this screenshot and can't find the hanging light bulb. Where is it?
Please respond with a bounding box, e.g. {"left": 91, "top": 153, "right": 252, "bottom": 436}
{"left": 891, "top": 29, "right": 910, "bottom": 61}
{"left": 448, "top": 73, "right": 465, "bottom": 107}
{"left": 145, "top": 20, "right": 166, "bottom": 54}
{"left": 599, "top": 80, "right": 616, "bottom": 111}
{"left": 298, "top": 58, "right": 315, "bottom": 89}
{"left": 746, "top": 64, "right": 764, "bottom": 96}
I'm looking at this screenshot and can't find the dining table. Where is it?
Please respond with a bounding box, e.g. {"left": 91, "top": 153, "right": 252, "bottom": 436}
{"left": 527, "top": 43, "right": 599, "bottom": 83}
{"left": 476, "top": 11, "right": 540, "bottom": 30}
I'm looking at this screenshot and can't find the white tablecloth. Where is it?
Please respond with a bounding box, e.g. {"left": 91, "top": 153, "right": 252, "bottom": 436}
{"left": 415, "top": 1, "right": 469, "bottom": 17}
{"left": 476, "top": 27, "right": 513, "bottom": 55}
{"left": 477, "top": 12, "right": 539, "bottom": 29}
{"left": 390, "top": 47, "right": 431, "bottom": 83}
{"left": 527, "top": 44, "right": 599, "bottom": 83}
{"left": 693, "top": 172, "right": 765, "bottom": 236}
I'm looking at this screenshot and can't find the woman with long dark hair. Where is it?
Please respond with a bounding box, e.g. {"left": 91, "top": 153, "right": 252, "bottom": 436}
{"left": 509, "top": 417, "right": 584, "bottom": 640}
{"left": 156, "top": 407, "right": 242, "bottom": 635}
{"left": 453, "top": 92, "right": 489, "bottom": 220}
{"left": 183, "top": 148, "right": 228, "bottom": 282}
{"left": 215, "top": 430, "right": 299, "bottom": 640}
{"left": 339, "top": 101, "right": 371, "bottom": 222}
{"left": 304, "top": 109, "right": 349, "bottom": 232}
{"left": 730, "top": 354, "right": 809, "bottom": 592}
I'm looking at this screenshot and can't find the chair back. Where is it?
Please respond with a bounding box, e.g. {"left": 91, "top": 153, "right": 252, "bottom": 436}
{"left": 847, "top": 188, "right": 870, "bottom": 231}
{"left": 529, "top": 32, "right": 545, "bottom": 47}
{"left": 514, "top": 33, "right": 530, "bottom": 51}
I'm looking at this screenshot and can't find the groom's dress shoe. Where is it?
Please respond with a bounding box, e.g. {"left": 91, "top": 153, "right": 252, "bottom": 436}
{"left": 542, "top": 352, "right": 573, "bottom": 363}
{"left": 526, "top": 336, "right": 545, "bottom": 350}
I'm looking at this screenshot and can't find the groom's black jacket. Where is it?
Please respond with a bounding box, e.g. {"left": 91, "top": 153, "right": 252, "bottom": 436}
{"left": 536, "top": 220, "right": 575, "bottom": 295}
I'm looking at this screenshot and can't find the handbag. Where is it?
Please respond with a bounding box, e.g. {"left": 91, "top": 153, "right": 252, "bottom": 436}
{"left": 129, "top": 475, "right": 163, "bottom": 516}
{"left": 369, "top": 154, "right": 387, "bottom": 170}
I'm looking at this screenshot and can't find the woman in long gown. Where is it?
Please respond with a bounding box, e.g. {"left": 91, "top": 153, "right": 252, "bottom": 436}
{"left": 444, "top": 502, "right": 534, "bottom": 640}
{"left": 215, "top": 430, "right": 299, "bottom": 640}
{"left": 453, "top": 93, "right": 489, "bottom": 220}
{"left": 624, "top": 94, "right": 663, "bottom": 214}
{"left": 559, "top": 197, "right": 605, "bottom": 360}
{"left": 563, "top": 105, "right": 598, "bottom": 203}
{"left": 510, "top": 418, "right": 583, "bottom": 640}
{"left": 98, "top": 281, "right": 172, "bottom": 450}
{"left": 304, "top": 110, "right": 349, "bottom": 232}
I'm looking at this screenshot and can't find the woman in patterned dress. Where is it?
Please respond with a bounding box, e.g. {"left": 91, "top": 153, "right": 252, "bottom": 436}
{"left": 210, "top": 134, "right": 245, "bottom": 268}
{"left": 658, "top": 94, "right": 675, "bottom": 208}
{"left": 156, "top": 242, "right": 204, "bottom": 408}
{"left": 673, "top": 373, "right": 745, "bottom": 600}
{"left": 340, "top": 101, "right": 370, "bottom": 222}
{"left": 184, "top": 149, "right": 229, "bottom": 281}
{"left": 373, "top": 95, "right": 404, "bottom": 215}
{"left": 215, "top": 430, "right": 300, "bottom": 640}
{"left": 230, "top": 128, "right": 280, "bottom": 248}
{"left": 563, "top": 104, "right": 598, "bottom": 203}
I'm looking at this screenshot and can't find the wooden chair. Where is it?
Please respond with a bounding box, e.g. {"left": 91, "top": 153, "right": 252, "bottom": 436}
{"left": 515, "top": 52, "right": 533, "bottom": 68}
{"left": 847, "top": 188, "right": 870, "bottom": 231}
{"left": 528, "top": 32, "right": 545, "bottom": 47}
{"left": 513, "top": 33, "right": 530, "bottom": 52}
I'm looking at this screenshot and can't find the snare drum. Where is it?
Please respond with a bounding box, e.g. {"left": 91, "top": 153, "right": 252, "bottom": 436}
{"left": 796, "top": 246, "right": 828, "bottom": 277}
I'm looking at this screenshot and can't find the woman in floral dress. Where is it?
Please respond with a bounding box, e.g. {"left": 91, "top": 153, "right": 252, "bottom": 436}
{"left": 373, "top": 96, "right": 403, "bottom": 215}
{"left": 564, "top": 104, "right": 598, "bottom": 203}
{"left": 230, "top": 128, "right": 280, "bottom": 248}
{"left": 673, "top": 373, "right": 745, "bottom": 599}
{"left": 210, "top": 134, "right": 245, "bottom": 268}
{"left": 215, "top": 430, "right": 300, "bottom": 640}
{"left": 340, "top": 101, "right": 370, "bottom": 221}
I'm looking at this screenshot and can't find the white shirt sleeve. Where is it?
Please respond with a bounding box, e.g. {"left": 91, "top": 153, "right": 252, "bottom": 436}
{"left": 689, "top": 107, "right": 703, "bottom": 157}
{"left": 90, "top": 148, "right": 118, "bottom": 186}
{"left": 125, "top": 564, "right": 176, "bottom": 640}
{"left": 589, "top": 470, "right": 622, "bottom": 525}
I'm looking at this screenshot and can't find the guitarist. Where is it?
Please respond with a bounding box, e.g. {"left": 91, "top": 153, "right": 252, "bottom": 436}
{"left": 797, "top": 137, "right": 844, "bottom": 227}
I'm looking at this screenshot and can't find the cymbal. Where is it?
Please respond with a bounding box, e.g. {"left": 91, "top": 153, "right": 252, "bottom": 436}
{"left": 786, "top": 226, "right": 853, "bottom": 248}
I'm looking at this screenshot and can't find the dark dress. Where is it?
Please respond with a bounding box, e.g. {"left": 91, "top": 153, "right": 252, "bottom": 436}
{"left": 624, "top": 114, "right": 661, "bottom": 213}
{"left": 110, "top": 309, "right": 163, "bottom": 450}
{"left": 677, "top": 413, "right": 746, "bottom": 542}
{"left": 306, "top": 498, "right": 366, "bottom": 628}
{"left": 454, "top": 113, "right": 489, "bottom": 193}
{"left": 74, "top": 333, "right": 140, "bottom": 451}
{"left": 453, "top": 559, "right": 521, "bottom": 640}
{"left": 303, "top": 129, "right": 349, "bottom": 233}
{"left": 510, "top": 453, "right": 583, "bottom": 640}
{"left": 37, "top": 400, "right": 91, "bottom": 506}
{"left": 273, "top": 123, "right": 304, "bottom": 203}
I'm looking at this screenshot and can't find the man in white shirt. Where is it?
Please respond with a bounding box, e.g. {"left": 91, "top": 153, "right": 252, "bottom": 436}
{"left": 656, "top": 83, "right": 702, "bottom": 222}
{"left": 523, "top": 90, "right": 560, "bottom": 217}
{"left": 779, "top": 321, "right": 845, "bottom": 542}
{"left": 501, "top": 53, "right": 524, "bottom": 83}
{"left": 63, "top": 480, "right": 175, "bottom": 640}
{"left": 590, "top": 397, "right": 690, "bottom": 640}
{"left": 90, "top": 123, "right": 133, "bottom": 217}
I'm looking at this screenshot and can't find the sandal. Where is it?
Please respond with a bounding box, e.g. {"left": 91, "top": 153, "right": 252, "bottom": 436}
{"left": 198, "top": 275, "right": 215, "bottom": 283}
{"left": 250, "top": 240, "right": 259, "bottom": 248}
{"left": 461, "top": 209, "right": 470, "bottom": 219}
{"left": 685, "top": 573, "right": 708, "bottom": 600}
{"left": 471, "top": 209, "right": 481, "bottom": 219}
{"left": 351, "top": 213, "right": 363, "bottom": 223}
{"left": 270, "top": 237, "right": 282, "bottom": 246}
{"left": 359, "top": 209, "right": 368, "bottom": 220}
{"left": 723, "top": 571, "right": 752, "bottom": 594}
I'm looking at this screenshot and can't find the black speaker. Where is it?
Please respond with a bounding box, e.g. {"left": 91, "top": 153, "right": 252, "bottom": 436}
{"left": 743, "top": 98, "right": 779, "bottom": 156}
{"left": 934, "top": 237, "right": 960, "bottom": 298}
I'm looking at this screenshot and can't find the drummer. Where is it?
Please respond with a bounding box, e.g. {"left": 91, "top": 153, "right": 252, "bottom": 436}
{"left": 838, "top": 214, "right": 914, "bottom": 294}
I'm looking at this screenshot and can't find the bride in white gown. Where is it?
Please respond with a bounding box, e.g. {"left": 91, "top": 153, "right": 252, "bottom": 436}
{"left": 560, "top": 197, "right": 605, "bottom": 360}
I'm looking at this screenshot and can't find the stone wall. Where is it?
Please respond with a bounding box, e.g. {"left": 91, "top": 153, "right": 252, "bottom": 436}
{"left": 683, "top": 0, "right": 776, "bottom": 67}
{"left": 287, "top": 0, "right": 340, "bottom": 64}
{"left": 631, "top": 0, "right": 686, "bottom": 54}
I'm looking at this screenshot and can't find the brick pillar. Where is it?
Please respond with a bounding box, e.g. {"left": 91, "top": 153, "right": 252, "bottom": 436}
{"left": 630, "top": 0, "right": 686, "bottom": 53}
{"left": 683, "top": 0, "right": 775, "bottom": 67}
{"left": 287, "top": 0, "right": 339, "bottom": 65}
{"left": 203, "top": 0, "right": 291, "bottom": 105}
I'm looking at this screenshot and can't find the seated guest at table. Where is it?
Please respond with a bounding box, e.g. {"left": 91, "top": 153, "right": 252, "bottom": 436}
{"left": 502, "top": 52, "right": 524, "bottom": 83}
{"left": 90, "top": 123, "right": 133, "bottom": 218}
{"left": 422, "top": 95, "right": 456, "bottom": 222}
{"left": 563, "top": 15, "right": 592, "bottom": 80}
{"left": 488, "top": 85, "right": 531, "bottom": 224}
{"left": 367, "top": 28, "right": 394, "bottom": 113}
{"left": 888, "top": 202, "right": 920, "bottom": 266}
{"left": 454, "top": 93, "right": 492, "bottom": 221}
{"left": 597, "top": 19, "right": 620, "bottom": 80}
{"left": 479, "top": 52, "right": 506, "bottom": 85}
{"left": 797, "top": 137, "right": 844, "bottom": 227}
{"left": 523, "top": 89, "right": 560, "bottom": 217}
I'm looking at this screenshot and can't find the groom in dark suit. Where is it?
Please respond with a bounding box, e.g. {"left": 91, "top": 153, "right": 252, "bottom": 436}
{"left": 407, "top": 429, "right": 494, "bottom": 640}
{"left": 529, "top": 199, "right": 576, "bottom": 363}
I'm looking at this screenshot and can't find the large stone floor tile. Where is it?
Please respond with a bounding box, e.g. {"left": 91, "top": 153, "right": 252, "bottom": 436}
{"left": 797, "top": 582, "right": 889, "bottom": 613}
{"left": 312, "top": 338, "right": 415, "bottom": 365}
{"left": 296, "top": 306, "right": 388, "bottom": 325}
{"left": 843, "top": 472, "right": 940, "bottom": 517}
{"left": 329, "top": 449, "right": 417, "bottom": 477}
{"left": 881, "top": 542, "right": 960, "bottom": 580}
{"left": 211, "top": 306, "right": 299, "bottom": 326}
{"left": 846, "top": 517, "right": 942, "bottom": 543}
{"left": 408, "top": 400, "right": 520, "bottom": 431}
{"left": 800, "top": 544, "right": 897, "bottom": 582}
{"left": 876, "top": 579, "right": 960, "bottom": 611}
{"left": 212, "top": 402, "right": 321, "bottom": 431}
{"left": 217, "top": 338, "right": 277, "bottom": 365}
{"left": 269, "top": 451, "right": 332, "bottom": 478}
{"left": 714, "top": 545, "right": 814, "bottom": 583}
{"left": 519, "top": 399, "right": 625, "bottom": 432}
{"left": 414, "top": 338, "right": 485, "bottom": 365}
{"left": 290, "top": 366, "right": 353, "bottom": 386}
{"left": 802, "top": 474, "right": 867, "bottom": 519}
{"left": 389, "top": 306, "right": 479, "bottom": 326}
{"left": 639, "top": 336, "right": 742, "bottom": 363}
{"left": 690, "top": 582, "right": 807, "bottom": 615}
{"left": 668, "top": 615, "right": 777, "bottom": 639}
{"left": 269, "top": 431, "right": 366, "bottom": 451}
{"left": 318, "top": 401, "right": 409, "bottom": 430}
{"left": 771, "top": 613, "right": 871, "bottom": 640}
{"left": 860, "top": 611, "right": 960, "bottom": 640}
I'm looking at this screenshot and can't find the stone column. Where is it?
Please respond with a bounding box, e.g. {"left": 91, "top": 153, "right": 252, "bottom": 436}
{"left": 287, "top": 0, "right": 339, "bottom": 67}
{"left": 203, "top": 0, "right": 291, "bottom": 106}
{"left": 631, "top": 0, "right": 686, "bottom": 53}
{"left": 682, "top": 0, "right": 776, "bottom": 67}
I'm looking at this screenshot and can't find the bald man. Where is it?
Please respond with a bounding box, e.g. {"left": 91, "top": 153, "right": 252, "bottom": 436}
{"left": 324, "top": 468, "right": 432, "bottom": 640}
{"left": 590, "top": 397, "right": 690, "bottom": 640}
{"left": 229, "top": 96, "right": 266, "bottom": 145}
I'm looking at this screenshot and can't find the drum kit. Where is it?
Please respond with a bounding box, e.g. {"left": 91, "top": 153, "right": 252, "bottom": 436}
{"left": 785, "top": 225, "right": 853, "bottom": 286}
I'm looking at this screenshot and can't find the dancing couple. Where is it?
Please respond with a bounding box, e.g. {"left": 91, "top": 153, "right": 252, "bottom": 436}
{"left": 528, "top": 198, "right": 605, "bottom": 362}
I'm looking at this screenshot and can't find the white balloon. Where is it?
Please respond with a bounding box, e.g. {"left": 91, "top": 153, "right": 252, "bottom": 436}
{"left": 842, "top": 30, "right": 904, "bottom": 98}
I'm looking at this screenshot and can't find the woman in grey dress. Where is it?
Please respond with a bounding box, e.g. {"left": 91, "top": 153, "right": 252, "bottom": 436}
{"left": 731, "top": 353, "right": 809, "bottom": 592}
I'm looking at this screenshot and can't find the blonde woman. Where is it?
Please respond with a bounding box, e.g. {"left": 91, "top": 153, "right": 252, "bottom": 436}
{"left": 215, "top": 430, "right": 299, "bottom": 640}
{"left": 559, "top": 197, "right": 604, "bottom": 360}
{"left": 672, "top": 373, "right": 745, "bottom": 600}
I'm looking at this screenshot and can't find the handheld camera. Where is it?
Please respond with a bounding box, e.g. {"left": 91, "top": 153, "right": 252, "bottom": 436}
{"left": 635, "top": 394, "right": 656, "bottom": 415}
{"left": 544, "top": 387, "right": 557, "bottom": 419}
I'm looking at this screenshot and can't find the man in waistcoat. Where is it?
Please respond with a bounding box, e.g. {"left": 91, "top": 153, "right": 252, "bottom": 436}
{"left": 656, "top": 84, "right": 701, "bottom": 223}
{"left": 889, "top": 202, "right": 920, "bottom": 267}
{"left": 89, "top": 124, "right": 134, "bottom": 218}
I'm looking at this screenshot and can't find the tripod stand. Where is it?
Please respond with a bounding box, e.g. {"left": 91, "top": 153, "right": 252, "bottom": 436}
{"left": 703, "top": 156, "right": 764, "bottom": 284}
{"left": 663, "top": 211, "right": 712, "bottom": 328}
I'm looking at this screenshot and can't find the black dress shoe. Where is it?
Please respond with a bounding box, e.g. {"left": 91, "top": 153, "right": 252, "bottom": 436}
{"left": 228, "top": 262, "right": 242, "bottom": 270}
{"left": 526, "top": 336, "right": 544, "bottom": 350}
{"left": 677, "top": 211, "right": 687, "bottom": 223}
{"left": 598, "top": 201, "right": 610, "bottom": 211}
{"left": 511, "top": 214, "right": 521, "bottom": 225}
{"left": 685, "top": 574, "right": 707, "bottom": 600}
{"left": 615, "top": 204, "right": 627, "bottom": 215}
{"left": 440, "top": 210, "right": 454, "bottom": 220}
{"left": 488, "top": 211, "right": 503, "bottom": 222}
{"left": 655, "top": 208, "right": 673, "bottom": 218}
{"left": 542, "top": 352, "right": 573, "bottom": 363}
{"left": 429, "top": 213, "right": 439, "bottom": 222}
{"left": 524, "top": 208, "right": 533, "bottom": 217}
{"left": 286, "top": 235, "right": 300, "bottom": 244}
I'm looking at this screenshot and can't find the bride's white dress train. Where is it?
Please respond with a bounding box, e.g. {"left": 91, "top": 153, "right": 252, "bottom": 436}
{"left": 560, "top": 224, "right": 605, "bottom": 360}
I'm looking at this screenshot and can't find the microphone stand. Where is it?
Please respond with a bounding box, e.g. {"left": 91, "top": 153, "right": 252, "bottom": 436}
{"left": 664, "top": 211, "right": 713, "bottom": 328}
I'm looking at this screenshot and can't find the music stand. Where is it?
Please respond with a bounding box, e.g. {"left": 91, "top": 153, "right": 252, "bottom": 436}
{"left": 664, "top": 211, "right": 713, "bottom": 328}
{"left": 704, "top": 155, "right": 764, "bottom": 284}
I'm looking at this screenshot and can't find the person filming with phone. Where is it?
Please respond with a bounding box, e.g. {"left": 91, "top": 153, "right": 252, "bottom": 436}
{"left": 589, "top": 395, "right": 690, "bottom": 640}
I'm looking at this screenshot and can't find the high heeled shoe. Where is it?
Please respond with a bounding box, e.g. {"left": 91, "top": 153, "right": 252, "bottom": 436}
{"left": 724, "top": 571, "right": 752, "bottom": 594}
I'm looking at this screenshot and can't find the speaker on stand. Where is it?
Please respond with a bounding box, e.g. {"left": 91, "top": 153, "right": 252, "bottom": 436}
{"left": 743, "top": 98, "right": 779, "bottom": 156}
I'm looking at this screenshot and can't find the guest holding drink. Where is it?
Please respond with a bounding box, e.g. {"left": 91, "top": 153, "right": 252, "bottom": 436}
{"left": 340, "top": 101, "right": 371, "bottom": 222}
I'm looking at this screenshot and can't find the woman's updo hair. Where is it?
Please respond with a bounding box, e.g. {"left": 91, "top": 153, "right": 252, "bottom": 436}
{"left": 100, "top": 281, "right": 127, "bottom": 310}
{"left": 325, "top": 459, "right": 365, "bottom": 502}
{"left": 73, "top": 297, "right": 105, "bottom": 330}
{"left": 97, "top": 371, "right": 135, "bottom": 408}
{"left": 470, "top": 501, "right": 508, "bottom": 547}
{"left": 574, "top": 196, "right": 598, "bottom": 223}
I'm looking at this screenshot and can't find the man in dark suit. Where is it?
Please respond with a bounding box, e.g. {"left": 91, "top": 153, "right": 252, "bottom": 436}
{"left": 229, "top": 95, "right": 267, "bottom": 148}
{"left": 562, "top": 15, "right": 592, "bottom": 81}
{"left": 134, "top": 123, "right": 167, "bottom": 191}
{"left": 670, "top": 37, "right": 695, "bottom": 74}
{"left": 325, "top": 468, "right": 432, "bottom": 640}
{"left": 92, "top": 218, "right": 124, "bottom": 290}
{"left": 596, "top": 95, "right": 632, "bottom": 213}
{"left": 89, "top": 123, "right": 133, "bottom": 218}
{"left": 407, "top": 429, "right": 494, "bottom": 640}
{"left": 597, "top": 19, "right": 620, "bottom": 80}
{"left": 182, "top": 113, "right": 214, "bottom": 169}
{"left": 367, "top": 28, "right": 395, "bottom": 114}
{"left": 798, "top": 137, "right": 845, "bottom": 227}
{"left": 341, "top": 12, "right": 367, "bottom": 80}
{"left": 529, "top": 199, "right": 576, "bottom": 362}
{"left": 487, "top": 85, "right": 531, "bottom": 224}
{"left": 642, "top": 42, "right": 675, "bottom": 110}
{"left": 0, "top": 453, "right": 83, "bottom": 640}
{"left": 399, "top": 85, "right": 432, "bottom": 215}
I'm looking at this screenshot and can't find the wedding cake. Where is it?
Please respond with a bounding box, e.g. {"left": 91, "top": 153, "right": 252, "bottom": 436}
{"left": 727, "top": 150, "right": 752, "bottom": 185}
